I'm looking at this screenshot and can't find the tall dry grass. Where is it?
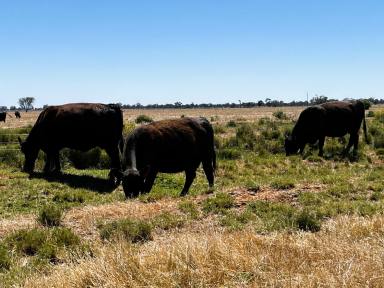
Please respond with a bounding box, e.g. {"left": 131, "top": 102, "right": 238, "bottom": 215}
{"left": 23, "top": 215, "right": 384, "bottom": 287}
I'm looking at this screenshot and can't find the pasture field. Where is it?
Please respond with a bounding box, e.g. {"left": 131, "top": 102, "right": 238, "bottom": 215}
{"left": 0, "top": 106, "right": 383, "bottom": 287}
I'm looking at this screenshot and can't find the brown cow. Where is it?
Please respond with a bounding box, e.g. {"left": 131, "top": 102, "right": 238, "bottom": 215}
{"left": 18, "top": 103, "right": 123, "bottom": 182}
{"left": 285, "top": 100, "right": 368, "bottom": 156}
{"left": 120, "top": 117, "right": 216, "bottom": 197}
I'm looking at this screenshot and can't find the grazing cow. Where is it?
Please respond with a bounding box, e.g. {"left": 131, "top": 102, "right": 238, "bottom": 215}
{"left": 18, "top": 103, "right": 123, "bottom": 182}
{"left": 15, "top": 111, "right": 21, "bottom": 118}
{"left": 0, "top": 112, "right": 6, "bottom": 122}
{"left": 285, "top": 100, "right": 368, "bottom": 156}
{"left": 120, "top": 117, "right": 216, "bottom": 197}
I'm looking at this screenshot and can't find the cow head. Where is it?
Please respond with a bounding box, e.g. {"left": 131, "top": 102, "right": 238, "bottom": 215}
{"left": 121, "top": 168, "right": 144, "bottom": 198}
{"left": 284, "top": 135, "right": 299, "bottom": 156}
{"left": 18, "top": 137, "right": 38, "bottom": 173}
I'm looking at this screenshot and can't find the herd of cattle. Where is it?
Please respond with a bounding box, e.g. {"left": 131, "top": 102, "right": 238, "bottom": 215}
{"left": 0, "top": 111, "right": 21, "bottom": 122}
{"left": 5, "top": 100, "right": 368, "bottom": 197}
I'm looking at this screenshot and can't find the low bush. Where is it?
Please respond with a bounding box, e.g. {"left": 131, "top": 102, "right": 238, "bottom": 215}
{"left": 295, "top": 210, "right": 321, "bottom": 232}
{"left": 0, "top": 244, "right": 11, "bottom": 270}
{"left": 38, "top": 205, "right": 63, "bottom": 226}
{"left": 178, "top": 201, "right": 199, "bottom": 219}
{"left": 270, "top": 179, "right": 295, "bottom": 190}
{"left": 135, "top": 115, "right": 153, "bottom": 124}
{"left": 151, "top": 212, "right": 185, "bottom": 230}
{"left": 273, "top": 110, "right": 288, "bottom": 120}
{"left": 99, "top": 219, "right": 152, "bottom": 243}
{"left": 217, "top": 148, "right": 242, "bottom": 160}
{"left": 202, "top": 193, "right": 234, "bottom": 214}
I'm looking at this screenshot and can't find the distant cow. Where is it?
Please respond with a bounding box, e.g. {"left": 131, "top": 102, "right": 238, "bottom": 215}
{"left": 0, "top": 112, "right": 6, "bottom": 122}
{"left": 18, "top": 103, "right": 123, "bottom": 182}
{"left": 285, "top": 101, "right": 368, "bottom": 156}
{"left": 15, "top": 111, "right": 21, "bottom": 118}
{"left": 120, "top": 117, "right": 216, "bottom": 197}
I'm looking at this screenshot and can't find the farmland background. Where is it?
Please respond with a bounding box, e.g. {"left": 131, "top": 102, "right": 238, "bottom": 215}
{"left": 0, "top": 106, "right": 383, "bottom": 287}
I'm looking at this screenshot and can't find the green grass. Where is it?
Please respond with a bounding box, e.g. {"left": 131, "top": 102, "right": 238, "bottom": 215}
{"left": 37, "top": 205, "right": 63, "bottom": 227}
{"left": 99, "top": 219, "right": 153, "bottom": 242}
{"left": 202, "top": 192, "right": 234, "bottom": 214}
{"left": 0, "top": 115, "right": 384, "bottom": 286}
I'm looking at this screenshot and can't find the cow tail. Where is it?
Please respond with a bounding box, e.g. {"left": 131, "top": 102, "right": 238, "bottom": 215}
{"left": 363, "top": 113, "right": 369, "bottom": 144}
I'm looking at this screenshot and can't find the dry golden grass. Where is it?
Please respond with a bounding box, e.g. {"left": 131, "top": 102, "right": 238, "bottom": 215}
{"left": 2, "top": 105, "right": 383, "bottom": 129}
{"left": 22, "top": 215, "right": 384, "bottom": 287}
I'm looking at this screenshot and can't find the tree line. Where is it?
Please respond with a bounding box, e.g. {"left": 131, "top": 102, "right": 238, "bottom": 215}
{"left": 1, "top": 96, "right": 383, "bottom": 112}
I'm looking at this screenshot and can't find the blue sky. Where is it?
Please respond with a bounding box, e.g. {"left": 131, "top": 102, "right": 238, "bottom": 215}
{"left": 1, "top": 0, "right": 383, "bottom": 107}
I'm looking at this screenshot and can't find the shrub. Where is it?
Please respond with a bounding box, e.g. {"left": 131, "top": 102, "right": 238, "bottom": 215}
{"left": 226, "top": 120, "right": 237, "bottom": 127}
{"left": 178, "top": 201, "right": 199, "bottom": 219}
{"left": 151, "top": 212, "right": 185, "bottom": 230}
{"left": 295, "top": 210, "right": 321, "bottom": 232}
{"left": 53, "top": 191, "right": 85, "bottom": 204}
{"left": 361, "top": 99, "right": 372, "bottom": 110}
{"left": 234, "top": 123, "right": 257, "bottom": 149}
{"left": 270, "top": 179, "right": 295, "bottom": 190}
{"left": 217, "top": 148, "right": 241, "bottom": 160}
{"left": 202, "top": 193, "right": 234, "bottom": 214}
{"left": 8, "top": 228, "right": 47, "bottom": 255}
{"left": 99, "top": 219, "right": 152, "bottom": 243}
{"left": 273, "top": 110, "right": 288, "bottom": 120}
{"left": 6, "top": 228, "right": 80, "bottom": 257}
{"left": 51, "top": 227, "right": 80, "bottom": 247}
{"left": 367, "top": 111, "right": 375, "bottom": 117}
{"left": 135, "top": 115, "right": 153, "bottom": 124}
{"left": 220, "top": 210, "right": 253, "bottom": 231}
{"left": 38, "top": 205, "right": 63, "bottom": 226}
{"left": 0, "top": 244, "right": 11, "bottom": 270}
{"left": 66, "top": 148, "right": 101, "bottom": 169}
{"left": 247, "top": 201, "right": 297, "bottom": 231}
{"left": 214, "top": 124, "right": 226, "bottom": 134}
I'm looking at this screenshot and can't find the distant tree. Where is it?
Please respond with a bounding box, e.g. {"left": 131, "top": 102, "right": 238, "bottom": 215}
{"left": 257, "top": 100, "right": 264, "bottom": 107}
{"left": 43, "top": 104, "right": 49, "bottom": 109}
{"left": 360, "top": 99, "right": 372, "bottom": 110}
{"left": 0, "top": 106, "right": 7, "bottom": 111}
{"left": 9, "top": 106, "right": 16, "bottom": 110}
{"left": 310, "top": 95, "right": 328, "bottom": 105}
{"left": 18, "top": 97, "right": 35, "bottom": 112}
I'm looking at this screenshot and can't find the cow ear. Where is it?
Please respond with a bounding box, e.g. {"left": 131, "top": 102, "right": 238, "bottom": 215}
{"left": 18, "top": 137, "right": 22, "bottom": 146}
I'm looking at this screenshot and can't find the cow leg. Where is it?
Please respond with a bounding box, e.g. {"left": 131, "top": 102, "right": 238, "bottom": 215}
{"left": 298, "top": 143, "right": 306, "bottom": 155}
{"left": 53, "top": 151, "right": 61, "bottom": 174}
{"left": 43, "top": 153, "right": 52, "bottom": 174}
{"left": 352, "top": 133, "right": 359, "bottom": 153}
{"left": 105, "top": 146, "right": 121, "bottom": 184}
{"left": 180, "top": 169, "right": 196, "bottom": 196}
{"left": 143, "top": 168, "right": 158, "bottom": 193}
{"left": 318, "top": 137, "right": 325, "bottom": 157}
{"left": 202, "top": 160, "right": 214, "bottom": 188}
{"left": 344, "top": 134, "right": 356, "bottom": 154}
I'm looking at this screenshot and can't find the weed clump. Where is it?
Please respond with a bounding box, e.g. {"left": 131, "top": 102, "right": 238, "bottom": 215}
{"left": 5, "top": 227, "right": 80, "bottom": 261}
{"left": 99, "top": 219, "right": 152, "bottom": 243}
{"left": 295, "top": 210, "right": 321, "bottom": 232}
{"left": 178, "top": 201, "right": 199, "bottom": 219}
{"left": 202, "top": 193, "right": 234, "bottom": 214}
{"left": 0, "top": 244, "right": 11, "bottom": 270}
{"left": 135, "top": 115, "right": 153, "bottom": 124}
{"left": 273, "top": 110, "right": 288, "bottom": 120}
{"left": 151, "top": 212, "right": 185, "bottom": 230}
{"left": 270, "top": 179, "right": 295, "bottom": 190}
{"left": 38, "top": 205, "right": 63, "bottom": 227}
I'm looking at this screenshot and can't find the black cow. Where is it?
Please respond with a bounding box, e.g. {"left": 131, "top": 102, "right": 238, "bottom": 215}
{"left": 285, "top": 101, "right": 368, "bottom": 156}
{"left": 15, "top": 111, "right": 21, "bottom": 118}
{"left": 0, "top": 112, "right": 6, "bottom": 122}
{"left": 18, "top": 103, "right": 123, "bottom": 182}
{"left": 120, "top": 117, "right": 216, "bottom": 197}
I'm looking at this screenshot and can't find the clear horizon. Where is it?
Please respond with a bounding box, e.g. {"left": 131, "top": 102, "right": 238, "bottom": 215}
{"left": 1, "top": 1, "right": 384, "bottom": 108}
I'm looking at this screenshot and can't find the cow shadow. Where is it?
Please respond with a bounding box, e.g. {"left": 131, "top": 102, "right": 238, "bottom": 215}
{"left": 31, "top": 172, "right": 118, "bottom": 194}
